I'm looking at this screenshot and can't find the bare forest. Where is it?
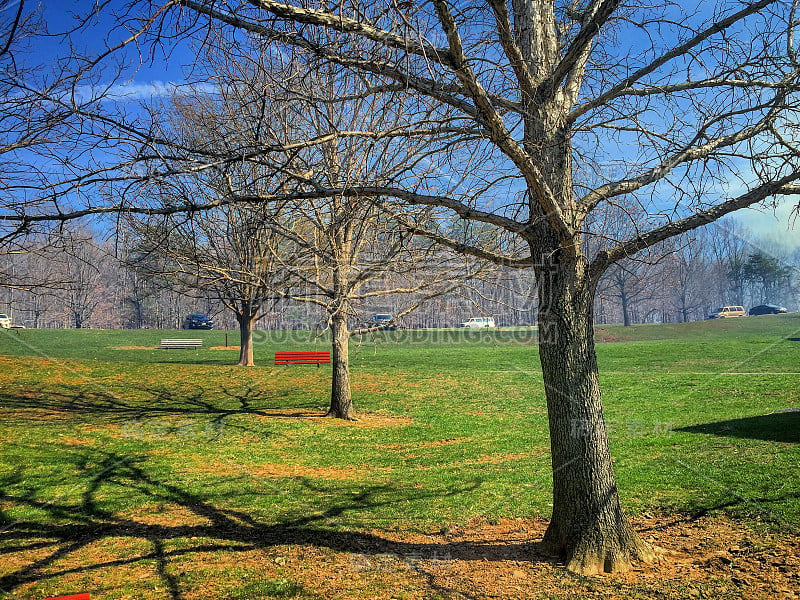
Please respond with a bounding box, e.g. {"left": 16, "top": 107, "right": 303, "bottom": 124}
{"left": 2, "top": 220, "right": 795, "bottom": 331}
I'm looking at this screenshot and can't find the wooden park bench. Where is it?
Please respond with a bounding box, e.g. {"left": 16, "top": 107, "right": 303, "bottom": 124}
{"left": 160, "top": 339, "right": 203, "bottom": 349}
{"left": 274, "top": 351, "right": 331, "bottom": 367}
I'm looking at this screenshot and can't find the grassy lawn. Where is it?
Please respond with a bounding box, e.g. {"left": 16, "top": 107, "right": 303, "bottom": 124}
{"left": 0, "top": 316, "right": 799, "bottom": 598}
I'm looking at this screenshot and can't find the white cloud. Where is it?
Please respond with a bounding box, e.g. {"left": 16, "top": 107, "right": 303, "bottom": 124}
{"left": 77, "top": 81, "right": 219, "bottom": 102}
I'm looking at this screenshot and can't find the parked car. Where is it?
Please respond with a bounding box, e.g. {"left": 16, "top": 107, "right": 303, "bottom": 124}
{"left": 0, "top": 314, "right": 10, "bottom": 329}
{"left": 370, "top": 313, "right": 398, "bottom": 330}
{"left": 458, "top": 316, "right": 496, "bottom": 328}
{"left": 182, "top": 314, "right": 213, "bottom": 330}
{"left": 749, "top": 304, "right": 788, "bottom": 316}
{"left": 707, "top": 306, "right": 746, "bottom": 319}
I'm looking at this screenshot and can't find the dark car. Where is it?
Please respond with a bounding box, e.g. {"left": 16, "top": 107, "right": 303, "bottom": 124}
{"left": 370, "top": 313, "right": 398, "bottom": 330}
{"left": 182, "top": 314, "right": 214, "bottom": 329}
{"left": 749, "top": 304, "right": 788, "bottom": 316}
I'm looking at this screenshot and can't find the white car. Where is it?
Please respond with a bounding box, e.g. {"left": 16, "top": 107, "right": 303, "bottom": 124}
{"left": 0, "top": 314, "right": 10, "bottom": 329}
{"left": 458, "top": 317, "right": 496, "bottom": 328}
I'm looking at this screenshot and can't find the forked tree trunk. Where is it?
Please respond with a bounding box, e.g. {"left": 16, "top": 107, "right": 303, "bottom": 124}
{"left": 327, "top": 311, "right": 356, "bottom": 420}
{"left": 236, "top": 313, "right": 256, "bottom": 367}
{"left": 536, "top": 253, "right": 656, "bottom": 575}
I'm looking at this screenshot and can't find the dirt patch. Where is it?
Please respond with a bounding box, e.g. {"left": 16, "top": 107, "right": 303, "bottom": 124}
{"left": 251, "top": 410, "right": 413, "bottom": 428}
{"left": 188, "top": 458, "right": 365, "bottom": 481}
{"left": 110, "top": 345, "right": 157, "bottom": 350}
{"left": 210, "top": 345, "right": 240, "bottom": 350}
{"left": 281, "top": 514, "right": 800, "bottom": 599}
{"left": 351, "top": 373, "right": 394, "bottom": 394}
{"left": 352, "top": 413, "right": 414, "bottom": 428}
{"left": 3, "top": 513, "right": 798, "bottom": 599}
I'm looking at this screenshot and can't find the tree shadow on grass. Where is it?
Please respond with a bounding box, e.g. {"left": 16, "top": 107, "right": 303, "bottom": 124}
{"left": 0, "top": 382, "right": 326, "bottom": 434}
{"left": 675, "top": 411, "right": 800, "bottom": 444}
{"left": 0, "top": 449, "right": 547, "bottom": 599}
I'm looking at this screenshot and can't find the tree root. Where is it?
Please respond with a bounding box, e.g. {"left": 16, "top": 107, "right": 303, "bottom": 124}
{"left": 541, "top": 521, "right": 659, "bottom": 576}
{"left": 564, "top": 538, "right": 657, "bottom": 575}
{"left": 324, "top": 409, "right": 358, "bottom": 421}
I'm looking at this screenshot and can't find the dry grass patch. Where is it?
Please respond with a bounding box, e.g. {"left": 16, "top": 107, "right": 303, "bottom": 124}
{"left": 249, "top": 410, "right": 413, "bottom": 428}
{"left": 379, "top": 437, "right": 470, "bottom": 451}
{"left": 249, "top": 463, "right": 364, "bottom": 481}
{"left": 109, "top": 345, "right": 157, "bottom": 350}
{"left": 124, "top": 503, "right": 216, "bottom": 527}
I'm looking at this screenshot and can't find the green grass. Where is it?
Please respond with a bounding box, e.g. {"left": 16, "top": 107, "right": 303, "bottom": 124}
{"left": 1, "top": 315, "right": 799, "bottom": 598}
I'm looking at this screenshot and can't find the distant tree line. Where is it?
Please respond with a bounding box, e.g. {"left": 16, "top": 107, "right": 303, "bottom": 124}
{"left": 2, "top": 217, "right": 796, "bottom": 330}
{"left": 596, "top": 220, "right": 799, "bottom": 325}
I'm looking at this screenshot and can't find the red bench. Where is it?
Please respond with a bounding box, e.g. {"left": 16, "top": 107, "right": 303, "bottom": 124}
{"left": 274, "top": 351, "right": 331, "bottom": 367}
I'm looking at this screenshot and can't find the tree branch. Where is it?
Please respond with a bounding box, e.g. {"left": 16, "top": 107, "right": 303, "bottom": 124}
{"left": 240, "top": 0, "right": 454, "bottom": 66}
{"left": 431, "top": 0, "right": 571, "bottom": 238}
{"left": 486, "top": 0, "right": 537, "bottom": 101}
{"left": 590, "top": 173, "right": 800, "bottom": 279}
{"left": 568, "top": 0, "right": 780, "bottom": 123}
{"left": 578, "top": 93, "right": 787, "bottom": 212}
{"left": 542, "top": 0, "right": 621, "bottom": 102}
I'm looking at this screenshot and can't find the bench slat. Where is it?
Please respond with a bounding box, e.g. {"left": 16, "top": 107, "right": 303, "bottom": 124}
{"left": 275, "top": 351, "right": 331, "bottom": 366}
{"left": 161, "top": 339, "right": 203, "bottom": 349}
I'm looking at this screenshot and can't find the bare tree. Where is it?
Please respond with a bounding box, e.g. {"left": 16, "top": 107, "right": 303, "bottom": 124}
{"left": 590, "top": 203, "right": 666, "bottom": 326}
{"left": 278, "top": 195, "right": 471, "bottom": 420}
{"left": 131, "top": 201, "right": 296, "bottom": 366}
{"left": 60, "top": 232, "right": 106, "bottom": 329}
{"left": 199, "top": 35, "right": 478, "bottom": 418}
{"left": 119, "top": 33, "right": 475, "bottom": 415}
{"left": 706, "top": 220, "right": 753, "bottom": 309}
{"left": 662, "top": 234, "right": 711, "bottom": 323}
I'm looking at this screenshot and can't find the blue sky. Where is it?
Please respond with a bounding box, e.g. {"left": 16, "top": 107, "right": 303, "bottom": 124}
{"left": 38, "top": 0, "right": 191, "bottom": 93}
{"left": 28, "top": 1, "right": 800, "bottom": 250}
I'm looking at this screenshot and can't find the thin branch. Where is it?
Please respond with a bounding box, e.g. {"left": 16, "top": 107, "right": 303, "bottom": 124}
{"left": 568, "top": 0, "right": 780, "bottom": 123}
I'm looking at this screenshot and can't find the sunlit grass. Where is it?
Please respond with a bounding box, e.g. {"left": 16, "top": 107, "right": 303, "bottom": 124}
{"left": 1, "top": 315, "right": 798, "bottom": 597}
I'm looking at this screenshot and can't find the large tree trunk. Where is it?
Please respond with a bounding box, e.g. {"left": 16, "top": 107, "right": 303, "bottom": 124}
{"left": 236, "top": 313, "right": 256, "bottom": 367}
{"left": 536, "top": 253, "right": 656, "bottom": 575}
{"left": 326, "top": 311, "right": 356, "bottom": 420}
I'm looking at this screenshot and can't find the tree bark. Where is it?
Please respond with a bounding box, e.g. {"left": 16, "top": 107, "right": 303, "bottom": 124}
{"left": 236, "top": 312, "right": 256, "bottom": 367}
{"left": 536, "top": 252, "right": 656, "bottom": 575}
{"left": 326, "top": 310, "right": 356, "bottom": 420}
{"left": 620, "top": 287, "right": 631, "bottom": 327}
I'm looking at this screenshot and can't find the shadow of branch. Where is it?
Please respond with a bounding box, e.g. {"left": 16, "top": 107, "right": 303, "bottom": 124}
{"left": 0, "top": 449, "right": 536, "bottom": 598}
